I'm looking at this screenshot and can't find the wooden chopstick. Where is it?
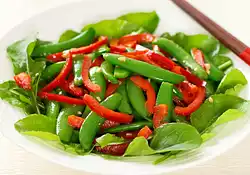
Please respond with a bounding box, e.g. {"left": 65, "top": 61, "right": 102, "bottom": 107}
{"left": 170, "top": 0, "right": 250, "bottom": 66}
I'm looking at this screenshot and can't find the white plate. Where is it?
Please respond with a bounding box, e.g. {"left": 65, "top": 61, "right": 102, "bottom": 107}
{"left": 0, "top": 0, "right": 250, "bottom": 175}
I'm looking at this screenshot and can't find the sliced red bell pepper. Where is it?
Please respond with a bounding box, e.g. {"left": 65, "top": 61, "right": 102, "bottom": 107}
{"left": 110, "top": 39, "right": 127, "bottom": 54}
{"left": 172, "top": 66, "right": 205, "bottom": 87}
{"left": 95, "top": 142, "right": 130, "bottom": 156}
{"left": 177, "top": 81, "right": 199, "bottom": 105}
{"left": 175, "top": 86, "right": 205, "bottom": 116}
{"left": 70, "top": 36, "right": 108, "bottom": 55}
{"left": 60, "top": 74, "right": 85, "bottom": 97}
{"left": 137, "top": 126, "right": 152, "bottom": 139}
{"left": 14, "top": 72, "right": 32, "bottom": 90}
{"left": 68, "top": 115, "right": 84, "bottom": 129}
{"left": 105, "top": 79, "right": 124, "bottom": 98}
{"left": 46, "top": 52, "right": 65, "bottom": 62}
{"left": 82, "top": 55, "right": 101, "bottom": 93}
{"left": 101, "top": 120, "right": 120, "bottom": 130}
{"left": 90, "top": 57, "right": 104, "bottom": 68}
{"left": 146, "top": 50, "right": 175, "bottom": 70}
{"left": 41, "top": 52, "right": 73, "bottom": 92}
{"left": 153, "top": 104, "right": 168, "bottom": 128}
{"left": 191, "top": 48, "right": 206, "bottom": 69}
{"left": 130, "top": 76, "right": 156, "bottom": 114}
{"left": 116, "top": 131, "right": 139, "bottom": 140}
{"left": 119, "top": 33, "right": 155, "bottom": 45}
{"left": 38, "top": 92, "right": 85, "bottom": 105}
{"left": 83, "top": 94, "right": 133, "bottom": 123}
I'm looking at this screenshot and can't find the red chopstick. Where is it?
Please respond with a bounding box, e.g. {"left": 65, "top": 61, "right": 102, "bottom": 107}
{"left": 170, "top": 0, "right": 250, "bottom": 66}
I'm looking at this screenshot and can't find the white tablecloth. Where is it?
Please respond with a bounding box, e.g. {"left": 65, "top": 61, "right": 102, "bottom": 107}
{"left": 1, "top": 0, "right": 250, "bottom": 174}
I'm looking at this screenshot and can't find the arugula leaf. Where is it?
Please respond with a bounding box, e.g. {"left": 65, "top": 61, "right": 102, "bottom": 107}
{"left": 58, "top": 30, "right": 79, "bottom": 42}
{"left": 0, "top": 80, "right": 34, "bottom": 114}
{"left": 213, "top": 109, "right": 245, "bottom": 126}
{"left": 124, "top": 137, "right": 155, "bottom": 156}
{"left": 201, "top": 133, "right": 216, "bottom": 142}
{"left": 96, "top": 134, "right": 125, "bottom": 148}
{"left": 82, "top": 19, "right": 142, "bottom": 38}
{"left": 216, "top": 68, "right": 248, "bottom": 95}
{"left": 190, "top": 94, "right": 249, "bottom": 133}
{"left": 118, "top": 11, "right": 159, "bottom": 33}
{"left": 125, "top": 123, "right": 202, "bottom": 156}
{"left": 150, "top": 123, "right": 202, "bottom": 152}
{"left": 15, "top": 114, "right": 56, "bottom": 133}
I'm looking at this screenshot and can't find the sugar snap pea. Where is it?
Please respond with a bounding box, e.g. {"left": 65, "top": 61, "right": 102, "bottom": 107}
{"left": 46, "top": 100, "right": 60, "bottom": 119}
{"left": 41, "top": 61, "right": 65, "bottom": 81}
{"left": 114, "top": 66, "right": 131, "bottom": 79}
{"left": 101, "top": 61, "right": 119, "bottom": 84}
{"left": 116, "top": 82, "right": 132, "bottom": 114}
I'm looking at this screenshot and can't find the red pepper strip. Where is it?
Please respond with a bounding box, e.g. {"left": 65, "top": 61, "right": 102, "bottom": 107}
{"left": 121, "top": 51, "right": 159, "bottom": 66}
{"left": 101, "top": 120, "right": 120, "bottom": 130}
{"left": 41, "top": 52, "right": 73, "bottom": 92}
{"left": 95, "top": 142, "right": 130, "bottom": 156}
{"left": 177, "top": 81, "right": 199, "bottom": 105}
{"left": 153, "top": 104, "right": 168, "bottom": 128}
{"left": 146, "top": 50, "right": 175, "bottom": 70}
{"left": 70, "top": 36, "right": 108, "bottom": 55}
{"left": 137, "top": 126, "right": 152, "bottom": 139}
{"left": 60, "top": 74, "right": 85, "bottom": 97}
{"left": 191, "top": 48, "right": 206, "bottom": 69}
{"left": 110, "top": 39, "right": 126, "bottom": 53}
{"left": 116, "top": 131, "right": 139, "bottom": 140}
{"left": 119, "top": 33, "right": 155, "bottom": 45}
{"left": 38, "top": 92, "right": 85, "bottom": 105}
{"left": 68, "top": 115, "right": 84, "bottom": 129}
{"left": 130, "top": 76, "right": 156, "bottom": 114}
{"left": 105, "top": 79, "right": 124, "bottom": 98}
{"left": 175, "top": 86, "right": 205, "bottom": 116}
{"left": 172, "top": 66, "right": 205, "bottom": 87}
{"left": 14, "top": 72, "right": 32, "bottom": 90}
{"left": 83, "top": 94, "right": 133, "bottom": 123}
{"left": 46, "top": 52, "right": 65, "bottom": 62}
{"left": 90, "top": 57, "right": 104, "bottom": 68}
{"left": 82, "top": 55, "right": 101, "bottom": 93}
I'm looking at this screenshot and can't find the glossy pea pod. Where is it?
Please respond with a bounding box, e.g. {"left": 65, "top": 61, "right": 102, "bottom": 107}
{"left": 45, "top": 91, "right": 61, "bottom": 119}
{"left": 156, "top": 82, "right": 173, "bottom": 122}
{"left": 114, "top": 66, "right": 131, "bottom": 79}
{"left": 103, "top": 121, "right": 153, "bottom": 133}
{"left": 71, "top": 130, "right": 80, "bottom": 143}
{"left": 103, "top": 53, "right": 185, "bottom": 84}
{"left": 79, "top": 93, "right": 122, "bottom": 151}
{"left": 153, "top": 38, "right": 208, "bottom": 80}
{"left": 32, "top": 28, "right": 96, "bottom": 57}
{"left": 41, "top": 61, "right": 65, "bottom": 81}
{"left": 56, "top": 105, "right": 85, "bottom": 143}
{"left": 203, "top": 54, "right": 224, "bottom": 81}
{"left": 126, "top": 79, "right": 150, "bottom": 120}
{"left": 82, "top": 66, "right": 106, "bottom": 117}
{"left": 116, "top": 81, "right": 132, "bottom": 114}
{"left": 101, "top": 61, "right": 119, "bottom": 84}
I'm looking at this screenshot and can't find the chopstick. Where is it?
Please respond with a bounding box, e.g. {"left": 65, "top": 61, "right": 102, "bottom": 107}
{"left": 170, "top": 0, "right": 250, "bottom": 66}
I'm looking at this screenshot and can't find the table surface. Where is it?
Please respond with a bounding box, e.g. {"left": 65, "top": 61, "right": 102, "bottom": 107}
{"left": 1, "top": 0, "right": 250, "bottom": 174}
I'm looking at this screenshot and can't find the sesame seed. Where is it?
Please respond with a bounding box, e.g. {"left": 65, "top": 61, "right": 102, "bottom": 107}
{"left": 208, "top": 97, "right": 213, "bottom": 103}
{"left": 77, "top": 111, "right": 82, "bottom": 115}
{"left": 96, "top": 96, "right": 101, "bottom": 102}
{"left": 96, "top": 67, "right": 102, "bottom": 72}
{"left": 118, "top": 57, "right": 126, "bottom": 62}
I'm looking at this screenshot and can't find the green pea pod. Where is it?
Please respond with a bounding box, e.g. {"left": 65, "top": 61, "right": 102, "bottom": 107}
{"left": 153, "top": 38, "right": 208, "bottom": 80}
{"left": 32, "top": 28, "right": 95, "bottom": 57}
{"left": 203, "top": 54, "right": 224, "bottom": 81}
{"left": 56, "top": 105, "right": 84, "bottom": 143}
{"left": 103, "top": 53, "right": 185, "bottom": 84}
{"left": 101, "top": 61, "right": 119, "bottom": 84}
{"left": 205, "top": 80, "right": 217, "bottom": 97}
{"left": 79, "top": 93, "right": 122, "bottom": 151}
{"left": 211, "top": 55, "right": 233, "bottom": 71}
{"left": 71, "top": 130, "right": 80, "bottom": 143}
{"left": 46, "top": 100, "right": 60, "bottom": 119}
{"left": 127, "top": 79, "right": 149, "bottom": 119}
{"left": 41, "top": 61, "right": 65, "bottom": 81}
{"left": 114, "top": 66, "right": 131, "bottom": 79}
{"left": 82, "top": 66, "right": 106, "bottom": 117}
{"left": 73, "top": 55, "right": 84, "bottom": 86}
{"left": 103, "top": 121, "right": 153, "bottom": 133}
{"left": 116, "top": 82, "right": 132, "bottom": 114}
{"left": 156, "top": 82, "right": 173, "bottom": 122}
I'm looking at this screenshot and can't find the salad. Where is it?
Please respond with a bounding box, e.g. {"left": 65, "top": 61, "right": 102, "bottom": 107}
{"left": 1, "top": 11, "right": 249, "bottom": 164}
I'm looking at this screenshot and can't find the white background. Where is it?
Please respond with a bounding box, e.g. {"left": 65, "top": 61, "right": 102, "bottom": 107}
{"left": 1, "top": 0, "right": 250, "bottom": 174}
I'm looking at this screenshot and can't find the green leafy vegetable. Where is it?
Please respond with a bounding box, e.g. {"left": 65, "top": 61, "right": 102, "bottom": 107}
{"left": 59, "top": 30, "right": 79, "bottom": 42}
{"left": 216, "top": 68, "right": 247, "bottom": 95}
{"left": 218, "top": 44, "right": 230, "bottom": 54}
{"left": 150, "top": 123, "right": 202, "bottom": 152}
{"left": 191, "top": 94, "right": 249, "bottom": 133}
{"left": 0, "top": 80, "right": 34, "bottom": 114}
{"left": 211, "top": 55, "right": 233, "bottom": 71}
{"left": 118, "top": 11, "right": 159, "bottom": 33}
{"left": 213, "top": 109, "right": 245, "bottom": 126}
{"left": 201, "top": 133, "right": 216, "bottom": 142}
{"left": 82, "top": 19, "right": 141, "bottom": 38}
{"left": 15, "top": 114, "right": 56, "bottom": 133}
{"left": 96, "top": 134, "right": 125, "bottom": 148}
